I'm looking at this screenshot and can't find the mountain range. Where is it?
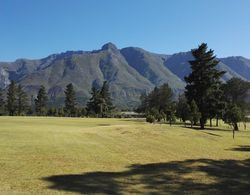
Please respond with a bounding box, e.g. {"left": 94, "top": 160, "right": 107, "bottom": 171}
{"left": 0, "top": 42, "right": 250, "bottom": 109}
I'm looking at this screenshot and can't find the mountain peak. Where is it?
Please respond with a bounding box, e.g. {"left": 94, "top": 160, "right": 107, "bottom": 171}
{"left": 101, "top": 42, "right": 118, "bottom": 51}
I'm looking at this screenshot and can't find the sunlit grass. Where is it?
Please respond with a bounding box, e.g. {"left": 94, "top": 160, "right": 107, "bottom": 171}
{"left": 0, "top": 117, "right": 249, "bottom": 194}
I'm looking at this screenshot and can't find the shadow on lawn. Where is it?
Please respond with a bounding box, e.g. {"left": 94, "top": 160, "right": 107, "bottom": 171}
{"left": 43, "top": 158, "right": 250, "bottom": 194}
{"left": 229, "top": 145, "right": 250, "bottom": 152}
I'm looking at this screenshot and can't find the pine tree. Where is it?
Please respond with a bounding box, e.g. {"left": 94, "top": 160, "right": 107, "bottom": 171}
{"left": 158, "top": 83, "right": 173, "bottom": 113}
{"left": 35, "top": 86, "right": 48, "bottom": 116}
{"left": 17, "top": 85, "right": 28, "bottom": 115}
{"left": 185, "top": 43, "right": 225, "bottom": 129}
{"left": 99, "top": 81, "right": 114, "bottom": 117}
{"left": 6, "top": 80, "right": 17, "bottom": 116}
{"left": 87, "top": 86, "right": 100, "bottom": 116}
{"left": 64, "top": 83, "right": 77, "bottom": 117}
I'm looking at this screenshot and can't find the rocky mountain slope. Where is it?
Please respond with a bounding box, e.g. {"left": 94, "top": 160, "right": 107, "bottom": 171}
{"left": 0, "top": 43, "right": 249, "bottom": 109}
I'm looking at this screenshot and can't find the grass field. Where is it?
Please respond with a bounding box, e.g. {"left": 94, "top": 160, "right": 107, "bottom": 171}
{"left": 0, "top": 117, "right": 249, "bottom": 194}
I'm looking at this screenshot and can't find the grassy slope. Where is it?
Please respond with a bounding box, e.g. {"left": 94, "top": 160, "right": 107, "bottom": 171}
{"left": 0, "top": 117, "right": 249, "bottom": 194}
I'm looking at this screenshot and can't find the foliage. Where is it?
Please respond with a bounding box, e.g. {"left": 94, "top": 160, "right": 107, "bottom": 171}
{"left": 176, "top": 95, "right": 191, "bottom": 123}
{"left": 146, "top": 115, "right": 155, "bottom": 123}
{"left": 6, "top": 80, "right": 17, "bottom": 116}
{"left": 223, "top": 104, "right": 242, "bottom": 131}
{"left": 138, "top": 83, "right": 174, "bottom": 124}
{"left": 35, "top": 85, "right": 48, "bottom": 116}
{"left": 87, "top": 81, "right": 114, "bottom": 117}
{"left": 189, "top": 100, "right": 201, "bottom": 127}
{"left": 17, "top": 84, "right": 28, "bottom": 115}
{"left": 64, "top": 83, "right": 77, "bottom": 117}
{"left": 185, "top": 43, "right": 225, "bottom": 129}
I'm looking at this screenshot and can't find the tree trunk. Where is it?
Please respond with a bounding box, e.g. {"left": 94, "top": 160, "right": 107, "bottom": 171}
{"left": 210, "top": 118, "right": 212, "bottom": 127}
{"left": 200, "top": 118, "right": 205, "bottom": 129}
{"left": 216, "top": 116, "right": 219, "bottom": 127}
{"left": 234, "top": 123, "right": 239, "bottom": 131}
{"left": 191, "top": 120, "right": 193, "bottom": 128}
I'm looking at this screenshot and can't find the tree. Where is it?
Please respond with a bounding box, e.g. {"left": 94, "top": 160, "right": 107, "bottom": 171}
{"left": 138, "top": 83, "right": 174, "bottom": 124}
{"left": 222, "top": 78, "right": 250, "bottom": 106}
{"left": 166, "top": 102, "right": 176, "bottom": 126}
{"left": 189, "top": 100, "right": 201, "bottom": 128}
{"left": 0, "top": 88, "right": 5, "bottom": 115}
{"left": 176, "top": 95, "right": 191, "bottom": 126}
{"left": 35, "top": 86, "right": 48, "bottom": 116}
{"left": 223, "top": 104, "right": 242, "bottom": 138}
{"left": 6, "top": 80, "right": 17, "bottom": 116}
{"left": 87, "top": 81, "right": 115, "bottom": 117}
{"left": 185, "top": 43, "right": 225, "bottom": 129}
{"left": 64, "top": 83, "right": 77, "bottom": 117}
{"left": 207, "top": 85, "right": 226, "bottom": 127}
{"left": 222, "top": 78, "right": 250, "bottom": 129}
{"left": 99, "top": 81, "right": 114, "bottom": 117}
{"left": 87, "top": 86, "right": 100, "bottom": 116}
{"left": 17, "top": 85, "right": 28, "bottom": 115}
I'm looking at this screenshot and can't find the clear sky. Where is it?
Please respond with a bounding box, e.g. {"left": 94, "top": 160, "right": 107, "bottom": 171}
{"left": 0, "top": 0, "right": 250, "bottom": 61}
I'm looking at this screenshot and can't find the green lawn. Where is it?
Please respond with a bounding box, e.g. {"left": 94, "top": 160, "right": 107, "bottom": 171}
{"left": 0, "top": 117, "right": 249, "bottom": 194}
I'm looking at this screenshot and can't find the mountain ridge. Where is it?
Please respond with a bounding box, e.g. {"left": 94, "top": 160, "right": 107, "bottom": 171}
{"left": 0, "top": 43, "right": 249, "bottom": 109}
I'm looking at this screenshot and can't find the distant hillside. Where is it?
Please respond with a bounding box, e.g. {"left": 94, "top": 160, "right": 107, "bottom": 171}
{"left": 0, "top": 43, "right": 249, "bottom": 109}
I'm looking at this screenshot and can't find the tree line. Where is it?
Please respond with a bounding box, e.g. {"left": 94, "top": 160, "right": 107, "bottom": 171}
{"left": 138, "top": 43, "right": 250, "bottom": 132}
{"left": 0, "top": 81, "right": 114, "bottom": 117}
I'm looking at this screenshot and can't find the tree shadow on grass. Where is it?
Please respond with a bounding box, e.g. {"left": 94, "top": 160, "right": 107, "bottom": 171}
{"left": 43, "top": 158, "right": 250, "bottom": 194}
{"left": 228, "top": 145, "right": 250, "bottom": 152}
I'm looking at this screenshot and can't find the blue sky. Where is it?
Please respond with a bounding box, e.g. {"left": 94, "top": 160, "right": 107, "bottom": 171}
{"left": 0, "top": 0, "right": 250, "bottom": 61}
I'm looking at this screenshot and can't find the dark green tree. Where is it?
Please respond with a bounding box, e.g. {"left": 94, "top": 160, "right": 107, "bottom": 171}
{"left": 222, "top": 78, "right": 250, "bottom": 129}
{"left": 0, "top": 88, "right": 5, "bottom": 115}
{"left": 166, "top": 102, "right": 176, "bottom": 126}
{"left": 222, "top": 78, "right": 250, "bottom": 107}
{"left": 176, "top": 94, "right": 191, "bottom": 126}
{"left": 185, "top": 43, "right": 225, "bottom": 129}
{"left": 64, "top": 83, "right": 77, "bottom": 117}
{"left": 87, "top": 86, "right": 100, "bottom": 116}
{"left": 189, "top": 100, "right": 201, "bottom": 128}
{"left": 139, "top": 83, "right": 175, "bottom": 124}
{"left": 35, "top": 86, "right": 48, "bottom": 116}
{"left": 223, "top": 104, "right": 242, "bottom": 138}
{"left": 99, "top": 81, "right": 114, "bottom": 117}
{"left": 6, "top": 80, "right": 17, "bottom": 116}
{"left": 17, "top": 85, "right": 28, "bottom": 115}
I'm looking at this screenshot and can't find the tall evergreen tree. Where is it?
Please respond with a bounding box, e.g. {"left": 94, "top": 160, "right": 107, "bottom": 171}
{"left": 6, "top": 80, "right": 17, "bottom": 116}
{"left": 99, "top": 81, "right": 114, "bottom": 117}
{"left": 64, "top": 83, "right": 77, "bottom": 117}
{"left": 35, "top": 85, "right": 48, "bottom": 116}
{"left": 17, "top": 85, "right": 28, "bottom": 115}
{"left": 86, "top": 86, "right": 100, "bottom": 116}
{"left": 185, "top": 43, "right": 225, "bottom": 129}
{"left": 0, "top": 88, "right": 5, "bottom": 115}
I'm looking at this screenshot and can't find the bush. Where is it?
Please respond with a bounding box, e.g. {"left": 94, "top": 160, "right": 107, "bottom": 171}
{"left": 146, "top": 115, "right": 155, "bottom": 123}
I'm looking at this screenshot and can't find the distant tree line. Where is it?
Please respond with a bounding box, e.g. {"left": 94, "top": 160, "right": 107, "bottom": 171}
{"left": 138, "top": 43, "right": 250, "bottom": 134}
{"left": 0, "top": 81, "right": 114, "bottom": 118}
